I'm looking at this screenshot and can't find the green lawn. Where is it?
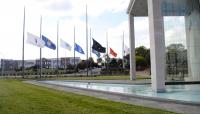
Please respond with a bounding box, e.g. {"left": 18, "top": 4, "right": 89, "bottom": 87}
{"left": 0, "top": 79, "right": 176, "bottom": 114}
{"left": 41, "top": 75, "right": 150, "bottom": 80}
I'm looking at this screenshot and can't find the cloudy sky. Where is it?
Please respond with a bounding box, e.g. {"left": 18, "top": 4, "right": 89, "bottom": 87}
{"left": 0, "top": 0, "right": 186, "bottom": 60}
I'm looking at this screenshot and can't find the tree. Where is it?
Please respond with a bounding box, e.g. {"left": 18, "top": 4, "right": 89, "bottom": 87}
{"left": 124, "top": 54, "right": 130, "bottom": 69}
{"left": 136, "top": 46, "right": 150, "bottom": 67}
{"left": 123, "top": 46, "right": 150, "bottom": 70}
{"left": 117, "top": 59, "right": 123, "bottom": 68}
{"left": 66, "top": 64, "right": 75, "bottom": 70}
{"left": 97, "top": 58, "right": 102, "bottom": 63}
{"left": 88, "top": 57, "right": 94, "bottom": 68}
{"left": 77, "top": 60, "right": 87, "bottom": 70}
{"left": 108, "top": 58, "right": 118, "bottom": 69}
{"left": 136, "top": 56, "right": 146, "bottom": 69}
{"left": 136, "top": 46, "right": 147, "bottom": 57}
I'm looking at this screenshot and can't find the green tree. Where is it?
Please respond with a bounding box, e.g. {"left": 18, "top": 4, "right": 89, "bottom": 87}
{"left": 117, "top": 59, "right": 123, "bottom": 68}
{"left": 136, "top": 56, "right": 146, "bottom": 70}
{"left": 109, "top": 58, "right": 118, "bottom": 68}
{"left": 77, "top": 60, "right": 87, "bottom": 70}
{"left": 136, "top": 46, "right": 147, "bottom": 57}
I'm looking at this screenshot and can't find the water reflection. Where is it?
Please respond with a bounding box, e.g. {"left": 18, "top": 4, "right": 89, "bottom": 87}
{"left": 43, "top": 81, "right": 200, "bottom": 103}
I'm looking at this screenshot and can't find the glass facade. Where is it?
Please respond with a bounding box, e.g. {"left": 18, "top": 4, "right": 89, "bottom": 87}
{"left": 161, "top": 0, "right": 200, "bottom": 81}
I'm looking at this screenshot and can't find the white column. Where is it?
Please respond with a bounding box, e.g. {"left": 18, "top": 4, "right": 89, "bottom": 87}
{"left": 148, "top": 0, "right": 165, "bottom": 92}
{"left": 129, "top": 15, "right": 136, "bottom": 80}
{"left": 185, "top": 0, "right": 200, "bottom": 81}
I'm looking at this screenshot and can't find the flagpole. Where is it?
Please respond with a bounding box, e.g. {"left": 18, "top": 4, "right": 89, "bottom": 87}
{"left": 39, "top": 16, "right": 42, "bottom": 78}
{"left": 122, "top": 31, "right": 125, "bottom": 69}
{"left": 106, "top": 31, "right": 109, "bottom": 74}
{"left": 74, "top": 26, "right": 76, "bottom": 76}
{"left": 90, "top": 28, "right": 92, "bottom": 76}
{"left": 22, "top": 6, "right": 25, "bottom": 78}
{"left": 86, "top": 4, "right": 89, "bottom": 77}
{"left": 57, "top": 20, "right": 59, "bottom": 77}
{"left": 65, "top": 51, "right": 66, "bottom": 73}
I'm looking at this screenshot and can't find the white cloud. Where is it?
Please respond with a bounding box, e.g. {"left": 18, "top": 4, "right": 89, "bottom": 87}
{"left": 108, "top": 20, "right": 129, "bottom": 58}
{"left": 0, "top": 0, "right": 130, "bottom": 60}
{"left": 26, "top": 0, "right": 129, "bottom": 17}
{"left": 134, "top": 17, "right": 150, "bottom": 48}
{"left": 103, "top": 17, "right": 150, "bottom": 58}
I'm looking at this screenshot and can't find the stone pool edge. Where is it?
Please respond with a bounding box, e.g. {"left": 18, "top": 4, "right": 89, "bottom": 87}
{"left": 24, "top": 80, "right": 200, "bottom": 114}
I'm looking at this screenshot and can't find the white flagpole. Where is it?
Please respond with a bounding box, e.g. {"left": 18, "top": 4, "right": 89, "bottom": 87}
{"left": 90, "top": 28, "right": 92, "bottom": 61}
{"left": 86, "top": 4, "right": 89, "bottom": 76}
{"left": 106, "top": 31, "right": 109, "bottom": 73}
{"left": 65, "top": 51, "right": 66, "bottom": 73}
{"left": 74, "top": 26, "right": 76, "bottom": 76}
{"left": 122, "top": 31, "right": 125, "bottom": 69}
{"left": 39, "top": 16, "right": 42, "bottom": 78}
{"left": 22, "top": 6, "right": 25, "bottom": 78}
{"left": 57, "top": 20, "right": 59, "bottom": 77}
{"left": 90, "top": 28, "right": 92, "bottom": 75}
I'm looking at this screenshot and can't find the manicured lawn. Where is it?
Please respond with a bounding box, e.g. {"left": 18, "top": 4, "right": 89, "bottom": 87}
{"left": 42, "top": 75, "right": 150, "bottom": 80}
{"left": 0, "top": 79, "right": 175, "bottom": 114}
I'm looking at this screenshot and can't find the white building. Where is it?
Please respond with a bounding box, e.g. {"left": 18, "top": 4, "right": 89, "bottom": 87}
{"left": 127, "top": 0, "right": 200, "bottom": 92}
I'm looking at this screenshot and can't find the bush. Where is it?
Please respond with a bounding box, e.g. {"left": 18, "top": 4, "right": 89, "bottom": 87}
{"left": 136, "top": 56, "right": 146, "bottom": 70}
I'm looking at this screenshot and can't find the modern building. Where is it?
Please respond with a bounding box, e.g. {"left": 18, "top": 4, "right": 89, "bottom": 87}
{"left": 0, "top": 59, "right": 36, "bottom": 71}
{"left": 17, "top": 60, "right": 36, "bottom": 69}
{"left": 60, "top": 57, "right": 81, "bottom": 68}
{"left": 127, "top": 0, "right": 200, "bottom": 92}
{"left": 36, "top": 57, "right": 81, "bottom": 69}
{"left": 0, "top": 59, "right": 18, "bottom": 71}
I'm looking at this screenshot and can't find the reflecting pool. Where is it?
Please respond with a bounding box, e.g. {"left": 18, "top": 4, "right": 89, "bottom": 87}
{"left": 41, "top": 81, "right": 200, "bottom": 103}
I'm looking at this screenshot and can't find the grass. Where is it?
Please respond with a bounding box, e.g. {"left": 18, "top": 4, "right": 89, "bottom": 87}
{"left": 0, "top": 79, "right": 175, "bottom": 114}
{"left": 40, "top": 75, "right": 151, "bottom": 80}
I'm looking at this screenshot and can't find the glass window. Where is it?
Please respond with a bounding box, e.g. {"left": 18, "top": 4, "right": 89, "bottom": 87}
{"left": 162, "top": 0, "right": 200, "bottom": 81}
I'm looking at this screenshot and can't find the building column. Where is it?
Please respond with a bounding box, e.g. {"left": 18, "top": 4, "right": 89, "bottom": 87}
{"left": 147, "top": 0, "right": 165, "bottom": 92}
{"left": 185, "top": 0, "right": 200, "bottom": 81}
{"left": 129, "top": 14, "right": 136, "bottom": 80}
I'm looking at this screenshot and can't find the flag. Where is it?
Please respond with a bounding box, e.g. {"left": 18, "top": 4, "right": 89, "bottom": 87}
{"left": 74, "top": 43, "right": 85, "bottom": 54}
{"left": 124, "top": 45, "right": 130, "bottom": 55}
{"left": 110, "top": 48, "right": 117, "bottom": 57}
{"left": 42, "top": 35, "right": 56, "bottom": 50}
{"left": 92, "top": 39, "right": 106, "bottom": 53}
{"left": 60, "top": 39, "right": 72, "bottom": 51}
{"left": 26, "top": 32, "right": 45, "bottom": 48}
{"left": 92, "top": 49, "right": 100, "bottom": 58}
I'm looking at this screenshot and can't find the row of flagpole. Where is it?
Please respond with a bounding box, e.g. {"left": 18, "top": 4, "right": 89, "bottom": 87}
{"left": 21, "top": 6, "right": 129, "bottom": 78}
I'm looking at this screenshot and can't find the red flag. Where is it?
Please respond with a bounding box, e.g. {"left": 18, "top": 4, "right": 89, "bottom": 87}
{"left": 110, "top": 48, "right": 117, "bottom": 57}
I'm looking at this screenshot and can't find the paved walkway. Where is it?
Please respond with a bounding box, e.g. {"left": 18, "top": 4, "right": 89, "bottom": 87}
{"left": 25, "top": 80, "right": 200, "bottom": 114}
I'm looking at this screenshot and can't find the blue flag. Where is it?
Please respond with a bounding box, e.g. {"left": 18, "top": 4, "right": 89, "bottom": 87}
{"left": 42, "top": 35, "right": 56, "bottom": 50}
{"left": 92, "top": 49, "right": 100, "bottom": 57}
{"left": 74, "top": 43, "right": 85, "bottom": 54}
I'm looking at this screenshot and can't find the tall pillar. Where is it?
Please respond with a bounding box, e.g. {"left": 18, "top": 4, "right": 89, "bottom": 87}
{"left": 147, "top": 0, "right": 165, "bottom": 92}
{"left": 129, "top": 15, "right": 136, "bottom": 80}
{"left": 185, "top": 0, "right": 200, "bottom": 81}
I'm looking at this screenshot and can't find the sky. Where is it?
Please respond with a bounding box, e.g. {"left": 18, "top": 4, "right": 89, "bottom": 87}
{"left": 0, "top": 0, "right": 186, "bottom": 61}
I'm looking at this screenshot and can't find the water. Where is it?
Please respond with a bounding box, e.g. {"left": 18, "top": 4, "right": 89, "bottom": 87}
{"left": 41, "top": 80, "right": 200, "bottom": 103}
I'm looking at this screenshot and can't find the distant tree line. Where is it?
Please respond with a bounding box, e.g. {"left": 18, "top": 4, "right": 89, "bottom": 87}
{"left": 124, "top": 46, "right": 150, "bottom": 71}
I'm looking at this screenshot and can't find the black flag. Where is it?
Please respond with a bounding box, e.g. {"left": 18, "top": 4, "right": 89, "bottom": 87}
{"left": 92, "top": 39, "right": 106, "bottom": 53}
